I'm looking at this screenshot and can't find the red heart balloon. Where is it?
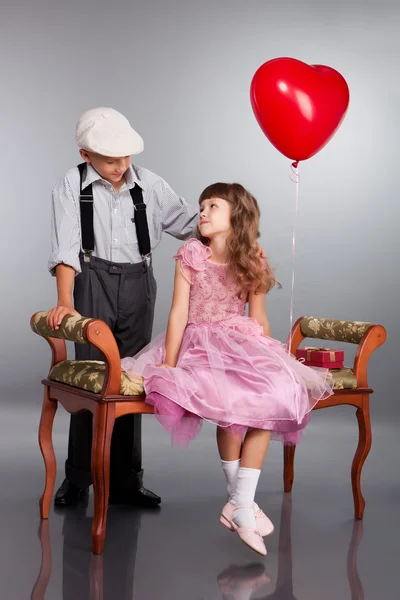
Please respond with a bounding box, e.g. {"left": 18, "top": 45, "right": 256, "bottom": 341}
{"left": 250, "top": 58, "right": 350, "bottom": 162}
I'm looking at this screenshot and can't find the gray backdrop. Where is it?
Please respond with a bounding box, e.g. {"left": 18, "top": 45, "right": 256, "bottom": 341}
{"left": 1, "top": 0, "right": 397, "bottom": 421}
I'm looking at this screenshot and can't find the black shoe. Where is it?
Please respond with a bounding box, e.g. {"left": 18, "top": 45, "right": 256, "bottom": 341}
{"left": 109, "top": 486, "right": 161, "bottom": 508}
{"left": 54, "top": 478, "right": 89, "bottom": 507}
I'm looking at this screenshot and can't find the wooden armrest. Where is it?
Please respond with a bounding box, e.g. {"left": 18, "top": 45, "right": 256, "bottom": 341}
{"left": 31, "top": 311, "right": 92, "bottom": 344}
{"left": 353, "top": 325, "right": 386, "bottom": 387}
{"left": 85, "top": 320, "right": 121, "bottom": 396}
{"left": 30, "top": 311, "right": 121, "bottom": 396}
{"left": 288, "top": 317, "right": 305, "bottom": 355}
{"left": 289, "top": 316, "right": 387, "bottom": 388}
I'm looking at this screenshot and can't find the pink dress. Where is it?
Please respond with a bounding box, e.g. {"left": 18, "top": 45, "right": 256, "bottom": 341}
{"left": 121, "top": 239, "right": 333, "bottom": 447}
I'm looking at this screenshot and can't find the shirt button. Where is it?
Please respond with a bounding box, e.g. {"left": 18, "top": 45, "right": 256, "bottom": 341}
{"left": 113, "top": 208, "right": 117, "bottom": 213}
{"left": 113, "top": 238, "right": 118, "bottom": 243}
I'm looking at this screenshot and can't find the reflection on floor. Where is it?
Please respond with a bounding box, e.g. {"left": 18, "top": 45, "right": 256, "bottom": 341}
{"left": 31, "top": 493, "right": 365, "bottom": 600}
{"left": 1, "top": 408, "right": 398, "bottom": 599}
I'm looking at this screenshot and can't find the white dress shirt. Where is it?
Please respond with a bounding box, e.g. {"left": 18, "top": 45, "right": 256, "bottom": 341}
{"left": 49, "top": 163, "right": 198, "bottom": 274}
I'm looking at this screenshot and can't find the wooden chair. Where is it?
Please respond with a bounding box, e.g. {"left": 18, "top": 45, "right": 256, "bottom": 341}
{"left": 285, "top": 316, "right": 386, "bottom": 519}
{"left": 31, "top": 312, "right": 386, "bottom": 554}
{"left": 31, "top": 311, "right": 153, "bottom": 555}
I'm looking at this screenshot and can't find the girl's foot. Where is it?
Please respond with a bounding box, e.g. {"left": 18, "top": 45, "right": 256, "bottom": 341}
{"left": 220, "top": 503, "right": 267, "bottom": 556}
{"left": 220, "top": 501, "right": 274, "bottom": 537}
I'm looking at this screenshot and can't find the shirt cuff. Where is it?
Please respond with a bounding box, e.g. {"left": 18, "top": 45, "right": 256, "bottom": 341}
{"left": 48, "top": 254, "right": 81, "bottom": 276}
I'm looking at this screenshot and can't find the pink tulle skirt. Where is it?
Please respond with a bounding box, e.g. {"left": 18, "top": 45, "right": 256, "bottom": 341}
{"left": 121, "top": 317, "right": 333, "bottom": 447}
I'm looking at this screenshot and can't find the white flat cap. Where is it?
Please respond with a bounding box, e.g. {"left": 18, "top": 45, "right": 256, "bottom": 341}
{"left": 75, "top": 107, "right": 144, "bottom": 157}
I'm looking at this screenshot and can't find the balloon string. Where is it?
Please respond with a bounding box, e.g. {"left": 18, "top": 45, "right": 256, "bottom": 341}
{"left": 288, "top": 162, "right": 299, "bottom": 355}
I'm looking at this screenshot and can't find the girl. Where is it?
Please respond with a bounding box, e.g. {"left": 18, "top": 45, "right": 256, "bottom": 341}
{"left": 121, "top": 183, "right": 333, "bottom": 556}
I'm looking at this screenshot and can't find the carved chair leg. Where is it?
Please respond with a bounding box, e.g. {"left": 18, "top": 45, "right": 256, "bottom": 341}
{"left": 91, "top": 404, "right": 115, "bottom": 554}
{"left": 284, "top": 444, "right": 296, "bottom": 493}
{"left": 351, "top": 396, "right": 372, "bottom": 519}
{"left": 38, "top": 387, "right": 58, "bottom": 519}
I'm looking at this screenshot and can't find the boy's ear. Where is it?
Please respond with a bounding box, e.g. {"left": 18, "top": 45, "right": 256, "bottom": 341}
{"left": 79, "top": 149, "right": 90, "bottom": 163}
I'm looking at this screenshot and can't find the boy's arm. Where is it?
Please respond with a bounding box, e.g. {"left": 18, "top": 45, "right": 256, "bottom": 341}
{"left": 155, "top": 178, "right": 198, "bottom": 240}
{"left": 160, "top": 260, "right": 191, "bottom": 368}
{"left": 46, "top": 264, "right": 81, "bottom": 330}
{"left": 48, "top": 175, "right": 81, "bottom": 276}
{"left": 47, "top": 174, "right": 82, "bottom": 329}
{"left": 248, "top": 290, "right": 271, "bottom": 337}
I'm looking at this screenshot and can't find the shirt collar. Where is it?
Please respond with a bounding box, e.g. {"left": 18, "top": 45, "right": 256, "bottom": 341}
{"left": 83, "top": 163, "right": 145, "bottom": 190}
{"left": 125, "top": 165, "right": 145, "bottom": 190}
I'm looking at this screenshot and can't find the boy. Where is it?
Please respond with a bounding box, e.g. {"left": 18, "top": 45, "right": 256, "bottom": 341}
{"left": 47, "top": 107, "right": 198, "bottom": 507}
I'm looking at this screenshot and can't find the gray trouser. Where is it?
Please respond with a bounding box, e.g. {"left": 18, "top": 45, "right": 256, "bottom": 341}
{"left": 65, "top": 254, "right": 157, "bottom": 490}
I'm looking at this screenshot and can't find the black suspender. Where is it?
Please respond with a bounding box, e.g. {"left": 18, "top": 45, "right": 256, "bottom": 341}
{"left": 78, "top": 163, "right": 95, "bottom": 262}
{"left": 129, "top": 185, "right": 151, "bottom": 258}
{"left": 78, "top": 163, "right": 151, "bottom": 264}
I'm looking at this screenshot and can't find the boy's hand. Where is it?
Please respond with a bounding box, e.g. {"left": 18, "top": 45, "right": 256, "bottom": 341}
{"left": 255, "top": 243, "right": 266, "bottom": 258}
{"left": 46, "top": 306, "right": 81, "bottom": 330}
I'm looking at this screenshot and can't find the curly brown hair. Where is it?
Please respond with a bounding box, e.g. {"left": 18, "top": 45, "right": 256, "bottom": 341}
{"left": 196, "top": 183, "right": 280, "bottom": 295}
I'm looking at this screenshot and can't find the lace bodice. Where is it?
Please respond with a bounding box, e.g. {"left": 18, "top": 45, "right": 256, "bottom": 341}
{"left": 175, "top": 239, "right": 246, "bottom": 324}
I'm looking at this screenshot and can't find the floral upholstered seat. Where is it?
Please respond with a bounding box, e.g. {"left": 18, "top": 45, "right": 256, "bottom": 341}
{"left": 49, "top": 360, "right": 144, "bottom": 395}
{"left": 31, "top": 312, "right": 360, "bottom": 395}
{"left": 31, "top": 311, "right": 144, "bottom": 396}
{"left": 48, "top": 359, "right": 356, "bottom": 394}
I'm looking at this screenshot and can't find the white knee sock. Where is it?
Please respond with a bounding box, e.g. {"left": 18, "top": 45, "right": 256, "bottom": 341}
{"left": 231, "top": 467, "right": 261, "bottom": 530}
{"left": 221, "top": 459, "right": 261, "bottom": 512}
{"left": 221, "top": 459, "right": 240, "bottom": 501}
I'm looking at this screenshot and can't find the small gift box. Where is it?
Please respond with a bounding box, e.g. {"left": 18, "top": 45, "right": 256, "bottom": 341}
{"left": 296, "top": 346, "right": 344, "bottom": 369}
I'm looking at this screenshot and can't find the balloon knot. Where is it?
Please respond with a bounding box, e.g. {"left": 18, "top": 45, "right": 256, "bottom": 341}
{"left": 292, "top": 161, "right": 299, "bottom": 168}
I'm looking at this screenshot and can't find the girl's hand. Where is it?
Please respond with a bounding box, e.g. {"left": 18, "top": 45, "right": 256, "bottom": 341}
{"left": 156, "top": 363, "right": 175, "bottom": 369}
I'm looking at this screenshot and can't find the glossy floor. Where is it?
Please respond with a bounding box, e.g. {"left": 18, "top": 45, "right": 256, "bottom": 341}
{"left": 0, "top": 406, "right": 398, "bottom": 599}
